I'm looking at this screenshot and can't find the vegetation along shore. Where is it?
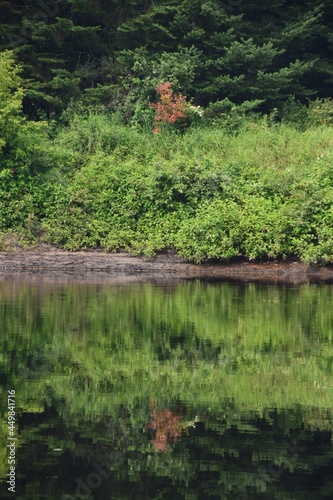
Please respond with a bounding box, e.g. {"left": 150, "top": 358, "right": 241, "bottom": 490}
{"left": 1, "top": 1, "right": 333, "bottom": 265}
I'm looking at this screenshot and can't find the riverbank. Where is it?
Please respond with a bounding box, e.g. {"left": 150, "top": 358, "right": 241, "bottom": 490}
{"left": 2, "top": 121, "right": 333, "bottom": 266}
{"left": 1, "top": 249, "right": 333, "bottom": 284}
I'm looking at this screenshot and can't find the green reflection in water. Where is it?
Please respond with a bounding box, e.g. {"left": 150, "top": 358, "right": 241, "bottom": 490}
{"left": 0, "top": 279, "right": 333, "bottom": 499}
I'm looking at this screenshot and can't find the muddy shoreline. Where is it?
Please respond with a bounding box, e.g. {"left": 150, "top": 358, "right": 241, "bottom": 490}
{"left": 1, "top": 250, "right": 333, "bottom": 284}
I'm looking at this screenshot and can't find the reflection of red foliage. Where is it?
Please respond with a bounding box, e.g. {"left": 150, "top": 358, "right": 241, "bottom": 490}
{"left": 146, "top": 400, "right": 183, "bottom": 451}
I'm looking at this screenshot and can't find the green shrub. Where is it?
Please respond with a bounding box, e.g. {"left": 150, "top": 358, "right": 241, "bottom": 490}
{"left": 175, "top": 200, "right": 242, "bottom": 262}
{"left": 307, "top": 98, "right": 333, "bottom": 127}
{"left": 2, "top": 106, "right": 333, "bottom": 264}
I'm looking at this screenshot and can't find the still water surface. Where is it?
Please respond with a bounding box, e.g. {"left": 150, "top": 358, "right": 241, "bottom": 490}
{"left": 0, "top": 278, "right": 333, "bottom": 499}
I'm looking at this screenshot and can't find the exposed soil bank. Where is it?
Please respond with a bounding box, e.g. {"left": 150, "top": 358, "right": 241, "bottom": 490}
{"left": 1, "top": 250, "right": 333, "bottom": 284}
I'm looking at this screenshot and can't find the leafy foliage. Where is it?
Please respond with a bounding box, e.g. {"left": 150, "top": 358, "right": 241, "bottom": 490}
{"left": 0, "top": 50, "right": 24, "bottom": 147}
{"left": 2, "top": 108, "right": 333, "bottom": 264}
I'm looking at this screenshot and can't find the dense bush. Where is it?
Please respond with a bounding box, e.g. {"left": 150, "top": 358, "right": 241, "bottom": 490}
{"left": 2, "top": 106, "right": 333, "bottom": 264}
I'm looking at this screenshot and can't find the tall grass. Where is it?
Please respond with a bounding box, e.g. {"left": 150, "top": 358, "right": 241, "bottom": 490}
{"left": 2, "top": 112, "right": 333, "bottom": 263}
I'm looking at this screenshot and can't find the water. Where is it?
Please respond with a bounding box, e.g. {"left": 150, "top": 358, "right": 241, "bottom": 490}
{"left": 0, "top": 278, "right": 333, "bottom": 499}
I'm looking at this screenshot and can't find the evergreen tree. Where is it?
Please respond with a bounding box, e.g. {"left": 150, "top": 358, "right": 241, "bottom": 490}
{"left": 0, "top": 0, "right": 332, "bottom": 118}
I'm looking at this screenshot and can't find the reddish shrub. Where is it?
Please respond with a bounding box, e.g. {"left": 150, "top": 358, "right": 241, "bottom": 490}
{"left": 149, "top": 82, "right": 188, "bottom": 132}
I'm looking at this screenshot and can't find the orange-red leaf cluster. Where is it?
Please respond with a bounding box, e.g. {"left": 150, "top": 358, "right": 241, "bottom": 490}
{"left": 149, "top": 82, "right": 188, "bottom": 133}
{"left": 146, "top": 405, "right": 183, "bottom": 451}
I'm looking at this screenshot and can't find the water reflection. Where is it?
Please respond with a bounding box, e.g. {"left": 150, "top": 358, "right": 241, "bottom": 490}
{"left": 0, "top": 279, "right": 332, "bottom": 499}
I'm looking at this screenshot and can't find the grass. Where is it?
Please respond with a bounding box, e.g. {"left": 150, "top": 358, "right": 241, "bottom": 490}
{"left": 2, "top": 112, "right": 333, "bottom": 263}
